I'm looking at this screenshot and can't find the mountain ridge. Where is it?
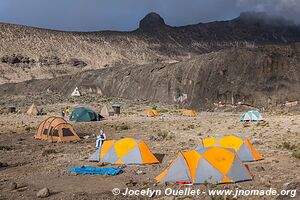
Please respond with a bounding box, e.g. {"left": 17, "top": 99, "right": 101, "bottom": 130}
{"left": 1, "top": 12, "right": 300, "bottom": 109}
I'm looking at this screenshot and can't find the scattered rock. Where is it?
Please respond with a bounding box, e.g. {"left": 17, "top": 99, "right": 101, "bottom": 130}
{"left": 255, "top": 166, "right": 265, "bottom": 172}
{"left": 243, "top": 122, "right": 251, "bottom": 127}
{"left": 126, "top": 180, "right": 137, "bottom": 187}
{"left": 83, "top": 135, "right": 90, "bottom": 139}
{"left": 0, "top": 162, "right": 8, "bottom": 167}
{"left": 8, "top": 182, "right": 17, "bottom": 190}
{"left": 136, "top": 170, "right": 145, "bottom": 175}
{"left": 97, "top": 162, "right": 108, "bottom": 167}
{"left": 36, "top": 187, "right": 50, "bottom": 198}
{"left": 282, "top": 182, "right": 290, "bottom": 190}
{"left": 252, "top": 139, "right": 263, "bottom": 145}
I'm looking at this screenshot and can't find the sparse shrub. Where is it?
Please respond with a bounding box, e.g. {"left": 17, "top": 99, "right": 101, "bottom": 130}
{"left": 25, "top": 126, "right": 34, "bottom": 132}
{"left": 0, "top": 145, "right": 12, "bottom": 151}
{"left": 159, "top": 109, "right": 168, "bottom": 113}
{"left": 187, "top": 124, "right": 195, "bottom": 129}
{"left": 42, "top": 149, "right": 57, "bottom": 156}
{"left": 116, "top": 123, "right": 130, "bottom": 131}
{"left": 279, "top": 141, "right": 297, "bottom": 150}
{"left": 292, "top": 151, "right": 300, "bottom": 159}
{"left": 157, "top": 131, "right": 168, "bottom": 140}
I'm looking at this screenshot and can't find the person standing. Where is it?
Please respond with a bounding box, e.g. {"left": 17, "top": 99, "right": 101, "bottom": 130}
{"left": 96, "top": 128, "right": 106, "bottom": 149}
{"left": 61, "top": 110, "right": 65, "bottom": 118}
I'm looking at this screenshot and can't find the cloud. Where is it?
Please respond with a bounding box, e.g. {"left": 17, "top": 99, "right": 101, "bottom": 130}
{"left": 235, "top": 0, "right": 300, "bottom": 23}
{"left": 0, "top": 0, "right": 299, "bottom": 31}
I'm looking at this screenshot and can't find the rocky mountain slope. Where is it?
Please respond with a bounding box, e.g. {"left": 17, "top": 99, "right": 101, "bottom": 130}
{"left": 2, "top": 44, "right": 300, "bottom": 109}
{"left": 1, "top": 12, "right": 300, "bottom": 84}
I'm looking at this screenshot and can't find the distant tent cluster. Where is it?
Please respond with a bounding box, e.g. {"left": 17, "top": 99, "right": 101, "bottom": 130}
{"left": 30, "top": 102, "right": 265, "bottom": 185}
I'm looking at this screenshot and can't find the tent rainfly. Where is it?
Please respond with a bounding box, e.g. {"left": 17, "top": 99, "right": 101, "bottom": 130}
{"left": 196, "top": 136, "right": 263, "bottom": 162}
{"left": 35, "top": 117, "right": 80, "bottom": 142}
{"left": 89, "top": 138, "right": 159, "bottom": 165}
{"left": 156, "top": 147, "right": 253, "bottom": 184}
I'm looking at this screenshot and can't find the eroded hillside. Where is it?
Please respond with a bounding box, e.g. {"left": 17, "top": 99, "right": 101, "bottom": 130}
{"left": 1, "top": 44, "right": 300, "bottom": 109}
{"left": 1, "top": 12, "right": 300, "bottom": 84}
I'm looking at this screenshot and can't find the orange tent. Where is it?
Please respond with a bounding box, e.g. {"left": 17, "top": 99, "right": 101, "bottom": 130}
{"left": 156, "top": 147, "right": 253, "bottom": 184}
{"left": 35, "top": 117, "right": 80, "bottom": 142}
{"left": 182, "top": 110, "right": 196, "bottom": 117}
{"left": 144, "top": 110, "right": 159, "bottom": 117}
{"left": 197, "top": 136, "right": 263, "bottom": 162}
{"left": 89, "top": 138, "right": 159, "bottom": 164}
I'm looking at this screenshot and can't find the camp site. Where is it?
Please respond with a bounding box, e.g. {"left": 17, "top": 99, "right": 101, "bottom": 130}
{"left": 1, "top": 1, "right": 300, "bottom": 199}
{"left": 0, "top": 94, "right": 299, "bottom": 199}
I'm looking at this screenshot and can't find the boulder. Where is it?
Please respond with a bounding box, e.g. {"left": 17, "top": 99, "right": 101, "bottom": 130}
{"left": 36, "top": 187, "right": 50, "bottom": 198}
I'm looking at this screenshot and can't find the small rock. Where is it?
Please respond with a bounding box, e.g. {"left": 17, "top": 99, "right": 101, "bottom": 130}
{"left": 126, "top": 180, "right": 137, "bottom": 187}
{"left": 255, "top": 166, "right": 265, "bottom": 172}
{"left": 136, "top": 170, "right": 145, "bottom": 175}
{"left": 252, "top": 139, "right": 263, "bottom": 145}
{"left": 83, "top": 135, "right": 90, "bottom": 139}
{"left": 97, "top": 162, "right": 108, "bottom": 167}
{"left": 36, "top": 188, "right": 50, "bottom": 198}
{"left": 282, "top": 182, "right": 290, "bottom": 190}
{"left": 0, "top": 162, "right": 8, "bottom": 167}
{"left": 8, "top": 182, "right": 17, "bottom": 190}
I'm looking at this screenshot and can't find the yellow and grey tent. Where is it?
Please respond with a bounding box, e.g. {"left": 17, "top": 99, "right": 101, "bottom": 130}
{"left": 182, "top": 110, "right": 196, "bottom": 117}
{"left": 156, "top": 147, "right": 253, "bottom": 184}
{"left": 196, "top": 136, "right": 263, "bottom": 162}
{"left": 89, "top": 138, "right": 159, "bottom": 164}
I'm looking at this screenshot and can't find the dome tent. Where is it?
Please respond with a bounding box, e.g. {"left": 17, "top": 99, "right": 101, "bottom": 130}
{"left": 156, "top": 147, "right": 253, "bottom": 184}
{"left": 196, "top": 136, "right": 263, "bottom": 162}
{"left": 69, "top": 107, "right": 101, "bottom": 122}
{"left": 35, "top": 117, "right": 80, "bottom": 142}
{"left": 89, "top": 138, "right": 159, "bottom": 165}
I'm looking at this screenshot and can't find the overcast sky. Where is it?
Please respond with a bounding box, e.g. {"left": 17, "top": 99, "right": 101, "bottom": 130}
{"left": 0, "top": 0, "right": 299, "bottom": 31}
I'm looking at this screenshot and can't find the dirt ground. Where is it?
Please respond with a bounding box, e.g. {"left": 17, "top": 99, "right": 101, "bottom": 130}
{"left": 0, "top": 99, "right": 299, "bottom": 200}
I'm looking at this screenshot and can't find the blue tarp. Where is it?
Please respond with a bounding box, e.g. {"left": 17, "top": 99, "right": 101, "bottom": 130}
{"left": 68, "top": 166, "right": 125, "bottom": 175}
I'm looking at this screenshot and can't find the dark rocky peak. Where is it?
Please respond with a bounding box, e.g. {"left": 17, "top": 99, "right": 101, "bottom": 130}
{"left": 236, "top": 11, "right": 295, "bottom": 27}
{"left": 139, "top": 12, "right": 167, "bottom": 31}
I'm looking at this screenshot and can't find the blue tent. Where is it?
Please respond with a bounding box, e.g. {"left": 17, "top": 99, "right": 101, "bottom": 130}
{"left": 240, "top": 110, "right": 263, "bottom": 122}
